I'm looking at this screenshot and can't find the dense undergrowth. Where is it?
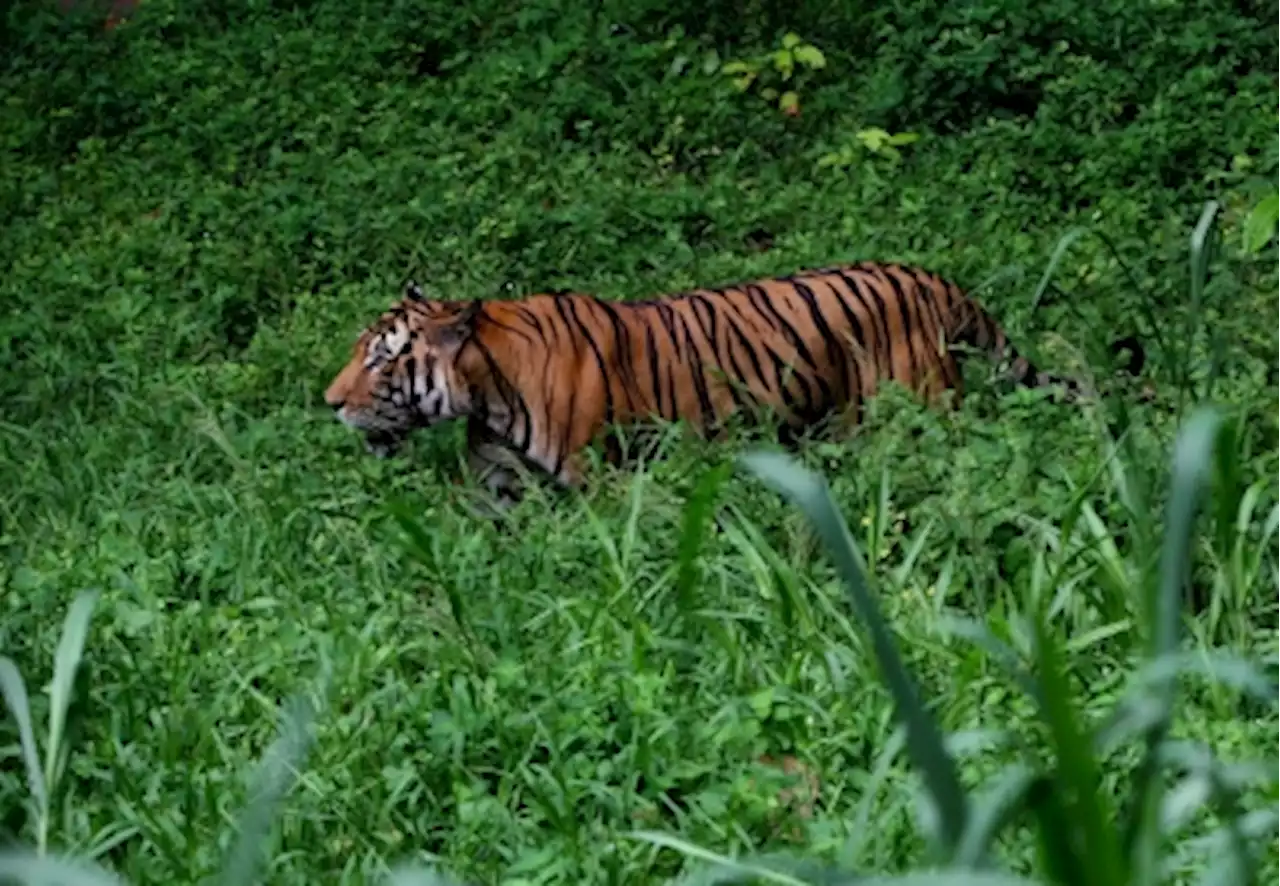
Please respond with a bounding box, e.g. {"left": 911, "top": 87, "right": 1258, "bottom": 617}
{"left": 0, "top": 0, "right": 1277, "bottom": 884}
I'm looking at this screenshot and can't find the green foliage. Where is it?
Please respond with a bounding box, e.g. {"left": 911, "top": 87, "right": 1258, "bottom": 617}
{"left": 718, "top": 31, "right": 829, "bottom": 116}
{"left": 1241, "top": 193, "right": 1278, "bottom": 255}
{"left": 0, "top": 0, "right": 1276, "bottom": 883}
{"left": 818, "top": 129, "right": 922, "bottom": 170}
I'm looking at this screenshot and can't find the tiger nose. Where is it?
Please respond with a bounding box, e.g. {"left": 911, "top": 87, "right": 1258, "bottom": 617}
{"left": 323, "top": 385, "right": 345, "bottom": 410}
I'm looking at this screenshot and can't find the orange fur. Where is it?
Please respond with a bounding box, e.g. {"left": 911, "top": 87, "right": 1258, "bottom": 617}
{"left": 323, "top": 262, "right": 1089, "bottom": 504}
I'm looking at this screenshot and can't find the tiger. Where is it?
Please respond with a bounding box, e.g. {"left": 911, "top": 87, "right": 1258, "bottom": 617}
{"left": 323, "top": 261, "right": 1141, "bottom": 507}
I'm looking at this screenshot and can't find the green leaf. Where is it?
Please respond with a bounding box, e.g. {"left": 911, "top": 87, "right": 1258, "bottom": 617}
{"left": 856, "top": 128, "right": 890, "bottom": 152}
{"left": 46, "top": 590, "right": 99, "bottom": 793}
{"left": 781, "top": 32, "right": 802, "bottom": 49}
{"left": 739, "top": 451, "right": 969, "bottom": 852}
{"left": 792, "top": 45, "right": 827, "bottom": 69}
{"left": 0, "top": 657, "right": 45, "bottom": 810}
{"left": 771, "top": 51, "right": 795, "bottom": 80}
{"left": 1241, "top": 191, "right": 1278, "bottom": 253}
{"left": 778, "top": 91, "right": 800, "bottom": 114}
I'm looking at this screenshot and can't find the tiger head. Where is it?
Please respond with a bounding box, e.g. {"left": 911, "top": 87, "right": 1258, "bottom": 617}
{"left": 323, "top": 281, "right": 482, "bottom": 457}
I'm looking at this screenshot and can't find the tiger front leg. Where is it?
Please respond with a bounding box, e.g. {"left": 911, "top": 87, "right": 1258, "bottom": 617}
{"left": 463, "top": 421, "right": 528, "bottom": 512}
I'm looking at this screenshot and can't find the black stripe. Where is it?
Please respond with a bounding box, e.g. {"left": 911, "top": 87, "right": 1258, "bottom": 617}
{"left": 904, "top": 268, "right": 955, "bottom": 386}
{"left": 664, "top": 361, "right": 679, "bottom": 423}
{"left": 720, "top": 308, "right": 770, "bottom": 395}
{"left": 745, "top": 284, "right": 820, "bottom": 370}
{"left": 562, "top": 297, "right": 615, "bottom": 426}
{"left": 823, "top": 276, "right": 872, "bottom": 364}
{"left": 878, "top": 268, "right": 920, "bottom": 383}
{"left": 837, "top": 270, "right": 892, "bottom": 373}
{"left": 594, "top": 298, "right": 641, "bottom": 415}
{"left": 473, "top": 339, "right": 532, "bottom": 451}
{"left": 766, "top": 346, "right": 815, "bottom": 419}
{"left": 550, "top": 295, "right": 579, "bottom": 354}
{"left": 688, "top": 294, "right": 721, "bottom": 356}
{"left": 790, "top": 278, "right": 846, "bottom": 402}
{"left": 643, "top": 320, "right": 666, "bottom": 420}
{"left": 513, "top": 305, "right": 545, "bottom": 334}
{"left": 655, "top": 302, "right": 684, "bottom": 361}
{"left": 671, "top": 306, "right": 717, "bottom": 427}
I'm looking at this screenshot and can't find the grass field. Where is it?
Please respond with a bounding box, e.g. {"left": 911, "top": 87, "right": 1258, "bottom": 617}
{"left": 1, "top": 1, "right": 1277, "bottom": 884}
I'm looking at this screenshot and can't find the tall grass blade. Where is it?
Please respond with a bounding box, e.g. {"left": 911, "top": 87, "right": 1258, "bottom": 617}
{"left": 954, "top": 764, "right": 1038, "bottom": 867}
{"left": 1025, "top": 774, "right": 1086, "bottom": 886}
{"left": 1091, "top": 229, "right": 1169, "bottom": 359}
{"left": 1030, "top": 606, "right": 1126, "bottom": 886}
{"left": 1129, "top": 650, "right": 1278, "bottom": 706}
{"left": 932, "top": 616, "right": 1041, "bottom": 704}
{"left": 390, "top": 500, "right": 471, "bottom": 636}
{"left": 39, "top": 588, "right": 100, "bottom": 854}
{"left": 1028, "top": 226, "right": 1089, "bottom": 313}
{"left": 842, "top": 727, "right": 908, "bottom": 867}
{"left": 673, "top": 852, "right": 858, "bottom": 886}
{"left": 0, "top": 850, "right": 128, "bottom": 886}
{"left": 217, "top": 693, "right": 319, "bottom": 886}
{"left": 1125, "top": 408, "right": 1223, "bottom": 884}
{"left": 0, "top": 657, "right": 46, "bottom": 811}
{"left": 1093, "top": 694, "right": 1167, "bottom": 756}
{"left": 1178, "top": 201, "right": 1221, "bottom": 406}
{"left": 675, "top": 462, "right": 732, "bottom": 617}
{"left": 628, "top": 830, "right": 811, "bottom": 885}
{"left": 739, "top": 451, "right": 969, "bottom": 852}
{"left": 385, "top": 866, "right": 468, "bottom": 886}
{"left": 859, "top": 875, "right": 1042, "bottom": 886}
{"left": 46, "top": 590, "right": 99, "bottom": 791}
{"left": 1155, "top": 408, "right": 1221, "bottom": 654}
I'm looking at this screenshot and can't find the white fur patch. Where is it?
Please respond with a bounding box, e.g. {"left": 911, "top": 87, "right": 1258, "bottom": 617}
{"left": 381, "top": 323, "right": 410, "bottom": 356}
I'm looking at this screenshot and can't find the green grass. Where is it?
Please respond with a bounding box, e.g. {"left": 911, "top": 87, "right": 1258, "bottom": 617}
{"left": 1, "top": 0, "right": 1277, "bottom": 884}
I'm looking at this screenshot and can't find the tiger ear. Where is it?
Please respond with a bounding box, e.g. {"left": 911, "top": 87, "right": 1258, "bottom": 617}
{"left": 434, "top": 300, "right": 483, "bottom": 348}
{"left": 404, "top": 280, "right": 426, "bottom": 302}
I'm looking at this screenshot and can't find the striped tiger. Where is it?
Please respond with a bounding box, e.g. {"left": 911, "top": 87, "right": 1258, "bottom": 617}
{"left": 323, "top": 262, "right": 1134, "bottom": 506}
